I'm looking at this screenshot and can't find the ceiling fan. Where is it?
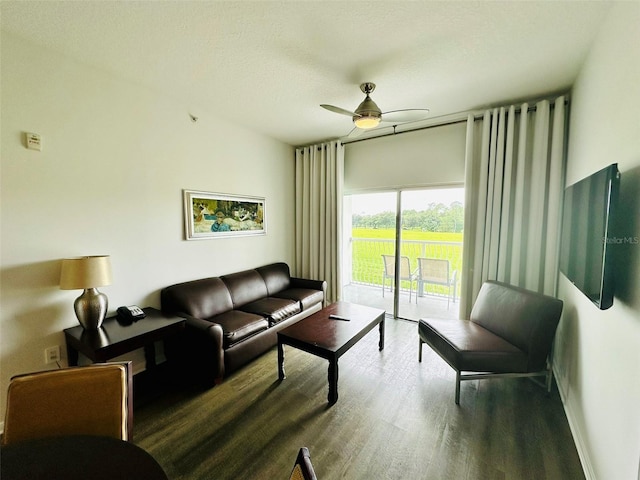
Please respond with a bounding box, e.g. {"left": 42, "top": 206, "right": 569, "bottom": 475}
{"left": 320, "top": 82, "right": 430, "bottom": 131}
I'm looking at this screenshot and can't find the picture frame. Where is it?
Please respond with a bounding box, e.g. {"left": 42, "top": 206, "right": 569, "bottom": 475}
{"left": 183, "top": 189, "right": 266, "bottom": 240}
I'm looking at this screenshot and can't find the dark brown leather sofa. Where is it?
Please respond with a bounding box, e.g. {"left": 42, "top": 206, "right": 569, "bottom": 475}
{"left": 161, "top": 262, "right": 326, "bottom": 385}
{"left": 418, "top": 280, "right": 563, "bottom": 404}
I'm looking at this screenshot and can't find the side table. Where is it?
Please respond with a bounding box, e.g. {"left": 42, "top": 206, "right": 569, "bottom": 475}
{"left": 64, "top": 307, "right": 185, "bottom": 368}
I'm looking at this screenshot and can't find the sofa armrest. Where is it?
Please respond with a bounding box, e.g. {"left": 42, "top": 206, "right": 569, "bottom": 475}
{"left": 290, "top": 277, "right": 327, "bottom": 305}
{"left": 184, "top": 314, "right": 223, "bottom": 337}
{"left": 165, "top": 313, "right": 225, "bottom": 385}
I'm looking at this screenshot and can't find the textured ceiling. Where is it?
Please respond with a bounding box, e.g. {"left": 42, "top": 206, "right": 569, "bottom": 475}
{"left": 1, "top": 1, "right": 612, "bottom": 146}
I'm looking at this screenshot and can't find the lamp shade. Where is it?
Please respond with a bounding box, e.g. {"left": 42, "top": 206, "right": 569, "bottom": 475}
{"left": 60, "top": 256, "right": 112, "bottom": 290}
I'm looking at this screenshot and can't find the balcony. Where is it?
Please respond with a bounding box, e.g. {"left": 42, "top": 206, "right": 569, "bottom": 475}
{"left": 342, "top": 237, "right": 462, "bottom": 321}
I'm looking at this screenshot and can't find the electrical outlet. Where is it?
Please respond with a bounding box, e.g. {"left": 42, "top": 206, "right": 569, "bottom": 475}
{"left": 45, "top": 345, "right": 60, "bottom": 364}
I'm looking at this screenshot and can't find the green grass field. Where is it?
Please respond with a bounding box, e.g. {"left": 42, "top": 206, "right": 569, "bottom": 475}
{"left": 350, "top": 228, "right": 463, "bottom": 294}
{"left": 353, "top": 228, "right": 463, "bottom": 242}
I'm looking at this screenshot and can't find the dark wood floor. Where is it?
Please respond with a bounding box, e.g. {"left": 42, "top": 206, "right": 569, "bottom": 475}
{"left": 132, "top": 318, "right": 585, "bottom": 480}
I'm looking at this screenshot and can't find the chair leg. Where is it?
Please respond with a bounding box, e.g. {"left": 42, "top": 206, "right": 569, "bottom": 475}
{"left": 455, "top": 371, "right": 461, "bottom": 405}
{"left": 418, "top": 338, "right": 423, "bottom": 362}
{"left": 545, "top": 366, "right": 554, "bottom": 394}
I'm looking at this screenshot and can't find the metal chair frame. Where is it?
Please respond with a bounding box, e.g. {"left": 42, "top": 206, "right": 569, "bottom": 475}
{"left": 419, "top": 336, "right": 553, "bottom": 404}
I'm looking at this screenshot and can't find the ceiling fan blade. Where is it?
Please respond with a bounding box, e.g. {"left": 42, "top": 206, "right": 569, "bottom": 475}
{"left": 381, "top": 109, "right": 430, "bottom": 123}
{"left": 320, "top": 104, "right": 358, "bottom": 117}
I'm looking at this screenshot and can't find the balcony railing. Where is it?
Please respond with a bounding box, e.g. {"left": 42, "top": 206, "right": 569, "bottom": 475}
{"left": 347, "top": 238, "right": 463, "bottom": 297}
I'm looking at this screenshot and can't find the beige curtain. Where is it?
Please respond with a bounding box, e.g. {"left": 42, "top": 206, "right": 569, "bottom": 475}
{"left": 460, "top": 96, "right": 567, "bottom": 317}
{"left": 295, "top": 140, "right": 344, "bottom": 303}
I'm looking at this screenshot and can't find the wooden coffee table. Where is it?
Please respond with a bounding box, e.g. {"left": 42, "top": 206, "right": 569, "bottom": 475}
{"left": 277, "top": 301, "right": 385, "bottom": 405}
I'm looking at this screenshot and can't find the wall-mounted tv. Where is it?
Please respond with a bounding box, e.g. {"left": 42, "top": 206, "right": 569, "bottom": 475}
{"left": 559, "top": 163, "right": 620, "bottom": 310}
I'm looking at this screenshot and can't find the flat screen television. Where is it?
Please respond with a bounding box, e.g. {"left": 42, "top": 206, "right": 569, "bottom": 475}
{"left": 559, "top": 163, "right": 620, "bottom": 309}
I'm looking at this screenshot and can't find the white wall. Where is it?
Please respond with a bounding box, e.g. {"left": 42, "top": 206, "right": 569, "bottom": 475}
{"left": 554, "top": 4, "right": 640, "bottom": 480}
{"left": 0, "top": 32, "right": 295, "bottom": 420}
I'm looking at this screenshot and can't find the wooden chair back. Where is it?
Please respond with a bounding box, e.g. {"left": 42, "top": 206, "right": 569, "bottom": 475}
{"left": 289, "top": 447, "right": 317, "bottom": 480}
{"left": 2, "top": 362, "right": 132, "bottom": 445}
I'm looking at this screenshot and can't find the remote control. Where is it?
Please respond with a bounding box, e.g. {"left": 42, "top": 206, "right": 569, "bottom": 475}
{"left": 329, "top": 314, "right": 350, "bottom": 321}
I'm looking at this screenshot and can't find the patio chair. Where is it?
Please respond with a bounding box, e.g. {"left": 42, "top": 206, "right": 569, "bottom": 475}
{"left": 416, "top": 258, "right": 457, "bottom": 308}
{"left": 381, "top": 254, "right": 417, "bottom": 302}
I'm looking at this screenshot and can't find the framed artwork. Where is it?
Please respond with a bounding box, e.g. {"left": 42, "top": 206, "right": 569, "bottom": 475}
{"left": 183, "top": 189, "right": 266, "bottom": 240}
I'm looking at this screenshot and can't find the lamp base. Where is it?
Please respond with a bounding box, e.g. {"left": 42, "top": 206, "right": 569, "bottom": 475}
{"left": 74, "top": 288, "right": 108, "bottom": 330}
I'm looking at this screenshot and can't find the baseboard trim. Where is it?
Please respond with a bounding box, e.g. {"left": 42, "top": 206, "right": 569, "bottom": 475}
{"left": 554, "top": 365, "right": 596, "bottom": 480}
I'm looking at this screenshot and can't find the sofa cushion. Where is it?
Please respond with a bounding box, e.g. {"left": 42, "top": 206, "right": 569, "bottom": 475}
{"left": 161, "top": 277, "right": 233, "bottom": 319}
{"left": 256, "top": 262, "right": 291, "bottom": 294}
{"left": 213, "top": 310, "right": 269, "bottom": 348}
{"left": 239, "top": 297, "right": 301, "bottom": 326}
{"left": 419, "top": 318, "right": 528, "bottom": 373}
{"left": 221, "top": 269, "right": 269, "bottom": 308}
{"left": 274, "top": 288, "right": 324, "bottom": 311}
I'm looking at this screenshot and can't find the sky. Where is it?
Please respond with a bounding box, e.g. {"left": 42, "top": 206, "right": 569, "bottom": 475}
{"left": 349, "top": 188, "right": 464, "bottom": 215}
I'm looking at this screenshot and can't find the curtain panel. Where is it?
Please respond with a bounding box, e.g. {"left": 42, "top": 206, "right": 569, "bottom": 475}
{"left": 295, "top": 141, "right": 344, "bottom": 303}
{"left": 460, "top": 97, "right": 567, "bottom": 318}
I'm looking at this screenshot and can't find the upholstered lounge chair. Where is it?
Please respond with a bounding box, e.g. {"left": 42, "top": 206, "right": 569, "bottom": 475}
{"left": 418, "top": 281, "right": 563, "bottom": 404}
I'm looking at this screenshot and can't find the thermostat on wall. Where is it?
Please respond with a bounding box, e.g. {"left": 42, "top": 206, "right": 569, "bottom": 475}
{"left": 25, "top": 132, "right": 42, "bottom": 151}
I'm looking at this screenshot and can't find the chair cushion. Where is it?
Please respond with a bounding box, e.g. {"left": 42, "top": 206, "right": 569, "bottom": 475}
{"left": 274, "top": 288, "right": 324, "bottom": 311}
{"left": 470, "top": 281, "right": 563, "bottom": 370}
{"left": 239, "top": 297, "right": 301, "bottom": 326}
{"left": 419, "top": 318, "right": 528, "bottom": 373}
{"left": 213, "top": 310, "right": 269, "bottom": 348}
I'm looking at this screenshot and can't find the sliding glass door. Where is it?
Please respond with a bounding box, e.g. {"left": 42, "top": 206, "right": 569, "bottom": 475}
{"left": 397, "top": 189, "right": 464, "bottom": 320}
{"left": 343, "top": 187, "right": 464, "bottom": 321}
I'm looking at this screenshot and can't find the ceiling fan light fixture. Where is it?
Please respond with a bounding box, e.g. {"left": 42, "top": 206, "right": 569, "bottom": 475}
{"left": 353, "top": 114, "right": 381, "bottom": 129}
{"left": 353, "top": 93, "right": 382, "bottom": 129}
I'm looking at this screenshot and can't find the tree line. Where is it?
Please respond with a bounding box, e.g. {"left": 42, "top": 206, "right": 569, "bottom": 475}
{"left": 352, "top": 201, "right": 464, "bottom": 233}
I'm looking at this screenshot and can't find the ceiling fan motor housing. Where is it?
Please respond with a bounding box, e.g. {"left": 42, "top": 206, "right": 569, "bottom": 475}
{"left": 353, "top": 84, "right": 382, "bottom": 128}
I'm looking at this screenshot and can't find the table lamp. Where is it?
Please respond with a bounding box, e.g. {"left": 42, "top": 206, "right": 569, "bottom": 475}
{"left": 60, "top": 256, "right": 112, "bottom": 330}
